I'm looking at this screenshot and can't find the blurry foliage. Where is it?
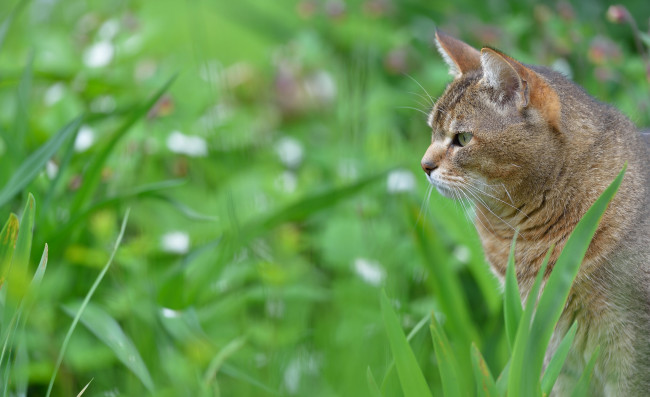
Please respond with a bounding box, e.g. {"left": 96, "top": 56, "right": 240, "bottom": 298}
{"left": 0, "top": 0, "right": 648, "bottom": 395}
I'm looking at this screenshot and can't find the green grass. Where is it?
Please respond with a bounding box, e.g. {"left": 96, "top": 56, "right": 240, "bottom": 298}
{"left": 0, "top": 0, "right": 648, "bottom": 395}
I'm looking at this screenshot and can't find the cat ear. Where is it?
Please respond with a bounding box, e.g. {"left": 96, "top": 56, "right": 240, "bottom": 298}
{"left": 435, "top": 30, "right": 481, "bottom": 78}
{"left": 480, "top": 48, "right": 561, "bottom": 130}
{"left": 480, "top": 48, "right": 529, "bottom": 106}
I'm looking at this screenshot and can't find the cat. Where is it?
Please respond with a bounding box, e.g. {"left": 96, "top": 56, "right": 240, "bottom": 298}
{"left": 421, "top": 30, "right": 650, "bottom": 396}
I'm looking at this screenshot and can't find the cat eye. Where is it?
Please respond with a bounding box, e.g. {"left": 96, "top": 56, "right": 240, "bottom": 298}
{"left": 453, "top": 132, "right": 473, "bottom": 147}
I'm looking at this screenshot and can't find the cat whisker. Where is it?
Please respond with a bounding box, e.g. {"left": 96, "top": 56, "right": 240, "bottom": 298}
{"left": 456, "top": 186, "right": 498, "bottom": 237}
{"left": 417, "top": 184, "right": 434, "bottom": 226}
{"left": 459, "top": 183, "right": 523, "bottom": 239}
{"left": 397, "top": 106, "right": 430, "bottom": 118}
{"left": 463, "top": 180, "right": 530, "bottom": 221}
{"left": 404, "top": 73, "right": 436, "bottom": 107}
{"left": 408, "top": 92, "right": 435, "bottom": 111}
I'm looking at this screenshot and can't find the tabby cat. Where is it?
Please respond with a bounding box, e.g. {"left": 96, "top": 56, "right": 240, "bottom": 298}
{"left": 421, "top": 31, "right": 650, "bottom": 396}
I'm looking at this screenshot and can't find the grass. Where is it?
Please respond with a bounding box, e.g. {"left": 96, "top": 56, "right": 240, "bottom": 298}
{"left": 0, "top": 0, "right": 648, "bottom": 395}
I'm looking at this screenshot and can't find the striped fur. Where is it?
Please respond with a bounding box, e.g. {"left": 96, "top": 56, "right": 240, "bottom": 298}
{"left": 422, "top": 31, "right": 650, "bottom": 396}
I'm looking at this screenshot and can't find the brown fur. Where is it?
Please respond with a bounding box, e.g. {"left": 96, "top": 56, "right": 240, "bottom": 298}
{"left": 423, "top": 31, "right": 650, "bottom": 396}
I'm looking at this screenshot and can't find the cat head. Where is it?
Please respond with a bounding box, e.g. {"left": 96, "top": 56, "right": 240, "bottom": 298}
{"left": 422, "top": 31, "right": 563, "bottom": 208}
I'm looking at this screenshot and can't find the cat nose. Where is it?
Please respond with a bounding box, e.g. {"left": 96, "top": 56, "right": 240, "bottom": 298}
{"left": 421, "top": 161, "right": 437, "bottom": 175}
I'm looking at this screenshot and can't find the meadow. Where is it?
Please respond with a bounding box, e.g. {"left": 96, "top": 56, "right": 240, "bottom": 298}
{"left": 0, "top": 0, "right": 649, "bottom": 395}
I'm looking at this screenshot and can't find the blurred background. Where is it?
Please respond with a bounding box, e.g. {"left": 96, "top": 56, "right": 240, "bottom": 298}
{"left": 0, "top": 0, "right": 648, "bottom": 395}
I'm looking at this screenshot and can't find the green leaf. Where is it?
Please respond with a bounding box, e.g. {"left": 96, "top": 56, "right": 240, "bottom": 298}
{"left": 380, "top": 291, "right": 433, "bottom": 397}
{"left": 471, "top": 343, "right": 498, "bottom": 397}
{"left": 203, "top": 336, "right": 246, "bottom": 385}
{"left": 570, "top": 346, "right": 600, "bottom": 397}
{"left": 639, "top": 32, "right": 650, "bottom": 48}
{"left": 69, "top": 75, "right": 177, "bottom": 213}
{"left": 504, "top": 230, "right": 522, "bottom": 350}
{"left": 0, "top": 117, "right": 82, "bottom": 208}
{"left": 0, "top": 0, "right": 28, "bottom": 53}
{"left": 63, "top": 301, "right": 154, "bottom": 392}
{"left": 13, "top": 193, "right": 34, "bottom": 271}
{"left": 379, "top": 312, "right": 430, "bottom": 390}
{"left": 429, "top": 311, "right": 465, "bottom": 397}
{"left": 0, "top": 213, "right": 19, "bottom": 285}
{"left": 541, "top": 321, "right": 578, "bottom": 395}
{"left": 508, "top": 248, "right": 551, "bottom": 397}
{"left": 406, "top": 199, "right": 478, "bottom": 363}
{"left": 11, "top": 51, "right": 33, "bottom": 156}
{"left": 46, "top": 209, "right": 131, "bottom": 397}
{"left": 367, "top": 367, "right": 383, "bottom": 397}
{"left": 522, "top": 165, "right": 625, "bottom": 393}
{"left": 496, "top": 360, "right": 509, "bottom": 396}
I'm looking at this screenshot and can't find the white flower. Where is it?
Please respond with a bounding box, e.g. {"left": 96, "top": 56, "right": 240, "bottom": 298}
{"left": 304, "top": 70, "right": 336, "bottom": 104}
{"left": 275, "top": 136, "right": 303, "bottom": 168}
{"left": 98, "top": 19, "right": 119, "bottom": 40}
{"left": 161, "top": 231, "right": 190, "bottom": 254}
{"left": 74, "top": 125, "right": 95, "bottom": 152}
{"left": 44, "top": 83, "right": 65, "bottom": 106}
{"left": 166, "top": 131, "right": 208, "bottom": 157}
{"left": 83, "top": 41, "right": 114, "bottom": 68}
{"left": 275, "top": 171, "right": 297, "bottom": 193}
{"left": 46, "top": 160, "right": 58, "bottom": 180}
{"left": 387, "top": 169, "right": 416, "bottom": 193}
{"left": 354, "top": 258, "right": 385, "bottom": 286}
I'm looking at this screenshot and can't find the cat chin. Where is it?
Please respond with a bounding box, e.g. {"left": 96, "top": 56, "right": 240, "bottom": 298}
{"left": 434, "top": 184, "right": 456, "bottom": 199}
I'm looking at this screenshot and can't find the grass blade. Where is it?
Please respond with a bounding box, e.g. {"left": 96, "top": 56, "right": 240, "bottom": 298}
{"left": 406, "top": 200, "right": 477, "bottom": 363}
{"left": 541, "top": 321, "right": 578, "bottom": 395}
{"left": 76, "top": 379, "right": 93, "bottom": 397}
{"left": 367, "top": 367, "right": 383, "bottom": 397}
{"left": 0, "top": 0, "right": 28, "bottom": 52}
{"left": 203, "top": 336, "right": 247, "bottom": 385}
{"left": 380, "top": 291, "right": 433, "bottom": 397}
{"left": 507, "top": 248, "right": 551, "bottom": 396}
{"left": 570, "top": 346, "right": 600, "bottom": 397}
{"left": 11, "top": 51, "right": 33, "bottom": 157}
{"left": 471, "top": 343, "right": 498, "bottom": 397}
{"left": 63, "top": 301, "right": 154, "bottom": 392}
{"left": 379, "top": 312, "right": 430, "bottom": 390}
{"left": 70, "top": 75, "right": 177, "bottom": 213}
{"left": 0, "top": 214, "right": 19, "bottom": 286}
{"left": 522, "top": 165, "right": 625, "bottom": 393}
{"left": 504, "top": 230, "right": 522, "bottom": 350}
{"left": 429, "top": 312, "right": 466, "bottom": 397}
{"left": 46, "top": 208, "right": 130, "bottom": 397}
{"left": 0, "top": 117, "right": 82, "bottom": 208}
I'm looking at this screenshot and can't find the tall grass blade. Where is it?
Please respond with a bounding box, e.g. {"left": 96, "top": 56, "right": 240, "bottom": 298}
{"left": 379, "top": 312, "right": 430, "bottom": 390}
{"left": 380, "top": 291, "right": 433, "bottom": 397}
{"left": 541, "top": 321, "right": 578, "bottom": 395}
{"left": 203, "top": 336, "right": 246, "bottom": 385}
{"left": 63, "top": 301, "right": 154, "bottom": 392}
{"left": 76, "top": 379, "right": 93, "bottom": 397}
{"left": 522, "top": 165, "right": 625, "bottom": 393}
{"left": 13, "top": 193, "right": 34, "bottom": 270}
{"left": 11, "top": 51, "right": 33, "bottom": 156}
{"left": 471, "top": 343, "right": 498, "bottom": 397}
{"left": 0, "top": 214, "right": 19, "bottom": 285}
{"left": 504, "top": 230, "right": 522, "bottom": 350}
{"left": 507, "top": 248, "right": 551, "bottom": 396}
{"left": 46, "top": 208, "right": 130, "bottom": 397}
{"left": 0, "top": 0, "right": 29, "bottom": 52}
{"left": 0, "top": 117, "right": 82, "bottom": 208}
{"left": 367, "top": 367, "right": 383, "bottom": 397}
{"left": 570, "top": 346, "right": 600, "bottom": 397}
{"left": 429, "top": 312, "right": 466, "bottom": 397}
{"left": 407, "top": 200, "right": 477, "bottom": 361}
{"left": 69, "top": 75, "right": 177, "bottom": 214}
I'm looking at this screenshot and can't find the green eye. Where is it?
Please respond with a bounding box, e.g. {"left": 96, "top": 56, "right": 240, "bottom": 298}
{"left": 455, "top": 132, "right": 473, "bottom": 147}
